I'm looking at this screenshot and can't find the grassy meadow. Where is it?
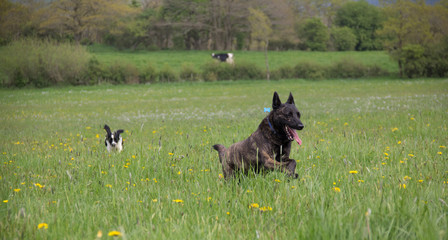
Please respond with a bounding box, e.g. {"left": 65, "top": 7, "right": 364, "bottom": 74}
{"left": 88, "top": 45, "right": 399, "bottom": 74}
{"left": 0, "top": 78, "right": 447, "bottom": 239}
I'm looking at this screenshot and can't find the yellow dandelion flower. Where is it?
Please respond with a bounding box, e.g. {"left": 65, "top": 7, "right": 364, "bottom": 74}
{"left": 3, "top": 200, "right": 8, "bottom": 203}
{"left": 168, "top": 153, "right": 174, "bottom": 156}
{"left": 172, "top": 199, "right": 184, "bottom": 203}
{"left": 274, "top": 179, "right": 281, "bottom": 183}
{"left": 344, "top": 122, "right": 349, "bottom": 126}
{"left": 259, "top": 206, "right": 273, "bottom": 212}
{"left": 108, "top": 231, "right": 122, "bottom": 237}
{"left": 391, "top": 127, "right": 398, "bottom": 132}
{"left": 349, "top": 170, "right": 358, "bottom": 174}
{"left": 437, "top": 152, "right": 442, "bottom": 155}
{"left": 152, "top": 199, "right": 158, "bottom": 202}
{"left": 440, "top": 146, "right": 446, "bottom": 148}
{"left": 400, "top": 183, "right": 407, "bottom": 189}
{"left": 37, "top": 223, "right": 48, "bottom": 229}
{"left": 397, "top": 141, "right": 402, "bottom": 144}
{"left": 358, "top": 180, "right": 365, "bottom": 183}
{"left": 226, "top": 212, "right": 230, "bottom": 215}
{"left": 95, "top": 134, "right": 99, "bottom": 139}
{"left": 384, "top": 152, "right": 389, "bottom": 156}
{"left": 249, "top": 203, "right": 260, "bottom": 209}
{"left": 332, "top": 187, "right": 341, "bottom": 192}
{"left": 14, "top": 189, "right": 21, "bottom": 192}
{"left": 218, "top": 174, "right": 223, "bottom": 179}
{"left": 418, "top": 180, "right": 423, "bottom": 183}
{"left": 105, "top": 184, "right": 112, "bottom": 188}
{"left": 408, "top": 153, "right": 415, "bottom": 157}
{"left": 403, "top": 176, "right": 411, "bottom": 181}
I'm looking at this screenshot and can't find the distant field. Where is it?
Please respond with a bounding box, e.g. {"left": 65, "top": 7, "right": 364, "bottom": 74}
{"left": 88, "top": 45, "right": 399, "bottom": 74}
{"left": 0, "top": 78, "right": 446, "bottom": 239}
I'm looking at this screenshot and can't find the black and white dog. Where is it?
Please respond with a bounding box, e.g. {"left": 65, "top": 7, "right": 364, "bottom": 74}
{"left": 104, "top": 124, "right": 124, "bottom": 152}
{"left": 211, "top": 53, "right": 234, "bottom": 64}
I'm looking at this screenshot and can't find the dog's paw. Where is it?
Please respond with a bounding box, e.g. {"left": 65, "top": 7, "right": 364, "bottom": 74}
{"left": 293, "top": 173, "right": 299, "bottom": 179}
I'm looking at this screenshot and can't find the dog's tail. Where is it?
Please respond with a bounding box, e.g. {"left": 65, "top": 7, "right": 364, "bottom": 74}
{"left": 212, "top": 144, "right": 226, "bottom": 163}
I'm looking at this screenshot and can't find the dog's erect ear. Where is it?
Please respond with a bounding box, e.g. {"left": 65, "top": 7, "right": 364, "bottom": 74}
{"left": 116, "top": 130, "right": 124, "bottom": 136}
{"left": 104, "top": 125, "right": 112, "bottom": 135}
{"left": 272, "top": 92, "right": 282, "bottom": 110}
{"left": 286, "top": 92, "right": 295, "bottom": 105}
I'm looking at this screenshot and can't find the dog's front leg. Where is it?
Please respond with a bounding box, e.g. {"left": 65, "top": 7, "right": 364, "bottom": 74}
{"left": 279, "top": 143, "right": 292, "bottom": 160}
{"left": 261, "top": 152, "right": 298, "bottom": 178}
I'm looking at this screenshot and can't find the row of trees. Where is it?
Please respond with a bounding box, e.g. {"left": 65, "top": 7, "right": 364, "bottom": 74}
{"left": 1, "top": 0, "right": 448, "bottom": 77}
{"left": 1, "top": 0, "right": 446, "bottom": 50}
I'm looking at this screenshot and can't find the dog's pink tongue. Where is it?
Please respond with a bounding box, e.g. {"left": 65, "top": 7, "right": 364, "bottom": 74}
{"left": 288, "top": 127, "right": 302, "bottom": 145}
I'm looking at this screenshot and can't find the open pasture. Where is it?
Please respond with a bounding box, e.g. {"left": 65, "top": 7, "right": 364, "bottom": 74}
{"left": 88, "top": 45, "right": 398, "bottom": 74}
{"left": 0, "top": 79, "right": 447, "bottom": 239}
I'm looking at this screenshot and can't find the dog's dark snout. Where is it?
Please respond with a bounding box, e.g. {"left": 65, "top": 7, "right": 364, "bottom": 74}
{"left": 298, "top": 124, "right": 304, "bottom": 130}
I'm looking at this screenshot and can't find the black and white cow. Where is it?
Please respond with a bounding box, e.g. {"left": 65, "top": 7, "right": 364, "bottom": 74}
{"left": 211, "top": 53, "right": 234, "bottom": 64}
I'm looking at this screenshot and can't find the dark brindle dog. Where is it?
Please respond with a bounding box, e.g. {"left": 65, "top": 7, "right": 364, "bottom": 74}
{"left": 213, "top": 92, "right": 304, "bottom": 179}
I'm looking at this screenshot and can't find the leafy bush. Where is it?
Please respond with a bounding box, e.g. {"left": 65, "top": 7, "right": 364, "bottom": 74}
{"left": 335, "top": 1, "right": 383, "bottom": 51}
{"left": 271, "top": 65, "right": 295, "bottom": 80}
{"left": 398, "top": 42, "right": 448, "bottom": 78}
{"left": 84, "top": 57, "right": 108, "bottom": 85}
{"left": 0, "top": 39, "right": 91, "bottom": 87}
{"left": 294, "top": 62, "right": 327, "bottom": 80}
{"left": 180, "top": 63, "right": 200, "bottom": 82}
{"left": 232, "top": 62, "right": 263, "bottom": 80}
{"left": 105, "top": 62, "right": 139, "bottom": 84}
{"left": 140, "top": 63, "right": 158, "bottom": 83}
{"left": 158, "top": 64, "right": 178, "bottom": 82}
{"left": 400, "top": 44, "right": 427, "bottom": 78}
{"left": 201, "top": 62, "right": 233, "bottom": 81}
{"left": 298, "top": 18, "right": 329, "bottom": 51}
{"left": 330, "top": 27, "right": 357, "bottom": 51}
{"left": 328, "top": 58, "right": 367, "bottom": 78}
{"left": 424, "top": 39, "right": 448, "bottom": 77}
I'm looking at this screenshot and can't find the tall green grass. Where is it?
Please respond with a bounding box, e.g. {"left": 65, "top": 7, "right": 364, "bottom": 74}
{"left": 0, "top": 79, "right": 447, "bottom": 239}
